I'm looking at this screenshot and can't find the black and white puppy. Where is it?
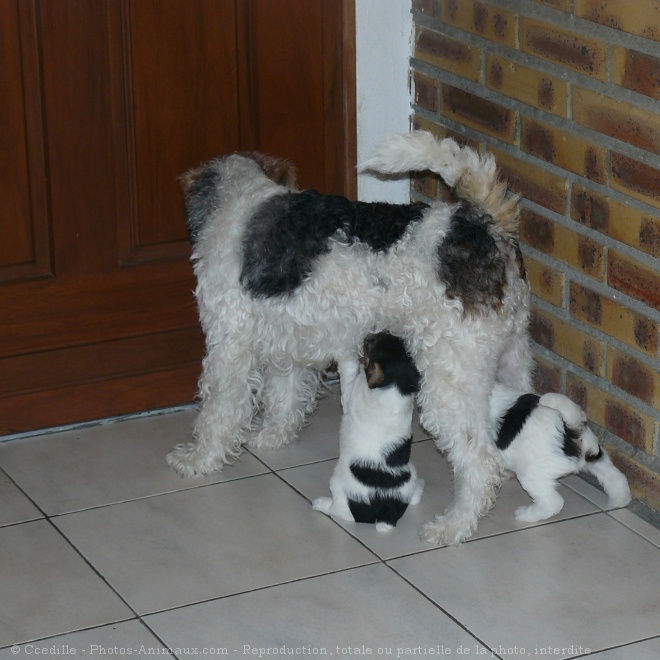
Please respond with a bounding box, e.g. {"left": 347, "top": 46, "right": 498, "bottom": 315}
{"left": 313, "top": 333, "right": 425, "bottom": 531}
{"left": 492, "top": 385, "right": 632, "bottom": 522}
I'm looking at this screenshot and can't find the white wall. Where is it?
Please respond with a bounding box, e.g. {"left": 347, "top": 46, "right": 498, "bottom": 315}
{"left": 355, "top": 0, "right": 413, "bottom": 203}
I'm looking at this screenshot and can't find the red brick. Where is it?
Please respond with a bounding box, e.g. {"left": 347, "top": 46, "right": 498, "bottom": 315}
{"left": 441, "top": 85, "right": 517, "bottom": 142}
{"left": 532, "top": 351, "right": 563, "bottom": 394}
{"left": 576, "top": 0, "right": 660, "bottom": 42}
{"left": 521, "top": 19, "right": 608, "bottom": 79}
{"left": 413, "top": 70, "right": 438, "bottom": 113}
{"left": 608, "top": 250, "right": 660, "bottom": 310}
{"left": 611, "top": 153, "right": 660, "bottom": 208}
{"left": 613, "top": 47, "right": 660, "bottom": 101}
{"left": 573, "top": 88, "right": 660, "bottom": 155}
{"left": 492, "top": 150, "right": 568, "bottom": 214}
{"left": 607, "top": 346, "right": 659, "bottom": 408}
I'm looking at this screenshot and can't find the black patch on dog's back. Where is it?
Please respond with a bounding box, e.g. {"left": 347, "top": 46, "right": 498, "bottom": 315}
{"left": 437, "top": 202, "right": 507, "bottom": 313}
{"left": 384, "top": 436, "right": 413, "bottom": 468}
{"left": 185, "top": 163, "right": 223, "bottom": 245}
{"left": 496, "top": 393, "right": 540, "bottom": 451}
{"left": 348, "top": 494, "right": 409, "bottom": 527}
{"left": 240, "top": 191, "right": 428, "bottom": 297}
{"left": 350, "top": 463, "right": 411, "bottom": 490}
{"left": 562, "top": 424, "right": 582, "bottom": 459}
{"left": 349, "top": 200, "right": 429, "bottom": 251}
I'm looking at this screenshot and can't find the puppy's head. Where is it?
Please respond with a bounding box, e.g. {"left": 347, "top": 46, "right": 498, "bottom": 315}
{"left": 362, "top": 332, "right": 421, "bottom": 396}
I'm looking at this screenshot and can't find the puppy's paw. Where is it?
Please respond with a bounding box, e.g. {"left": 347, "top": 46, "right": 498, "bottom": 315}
{"left": 409, "top": 479, "right": 425, "bottom": 506}
{"left": 376, "top": 522, "right": 394, "bottom": 532}
{"left": 166, "top": 443, "right": 225, "bottom": 478}
{"left": 419, "top": 516, "right": 468, "bottom": 546}
{"left": 312, "top": 497, "right": 333, "bottom": 513}
{"left": 514, "top": 505, "right": 551, "bottom": 523}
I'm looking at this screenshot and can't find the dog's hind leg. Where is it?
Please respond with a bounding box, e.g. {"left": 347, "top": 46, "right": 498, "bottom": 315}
{"left": 418, "top": 367, "right": 502, "bottom": 546}
{"left": 167, "top": 343, "right": 260, "bottom": 477}
{"left": 496, "top": 309, "right": 534, "bottom": 392}
{"left": 249, "top": 364, "right": 322, "bottom": 449}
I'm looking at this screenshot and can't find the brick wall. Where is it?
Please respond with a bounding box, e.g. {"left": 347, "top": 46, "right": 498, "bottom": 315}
{"left": 410, "top": 0, "right": 660, "bottom": 522}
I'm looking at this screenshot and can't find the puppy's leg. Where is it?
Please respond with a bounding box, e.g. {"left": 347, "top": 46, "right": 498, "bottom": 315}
{"left": 582, "top": 449, "right": 632, "bottom": 508}
{"left": 514, "top": 473, "right": 565, "bottom": 522}
{"left": 312, "top": 490, "right": 354, "bottom": 523}
{"left": 418, "top": 371, "right": 502, "bottom": 546}
{"left": 409, "top": 477, "right": 425, "bottom": 506}
{"left": 250, "top": 364, "right": 321, "bottom": 449}
{"left": 167, "top": 343, "right": 259, "bottom": 477}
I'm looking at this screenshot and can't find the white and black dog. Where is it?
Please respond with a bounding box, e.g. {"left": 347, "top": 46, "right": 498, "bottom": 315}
{"left": 313, "top": 332, "right": 425, "bottom": 531}
{"left": 167, "top": 131, "right": 533, "bottom": 545}
{"left": 491, "top": 385, "right": 631, "bottom": 522}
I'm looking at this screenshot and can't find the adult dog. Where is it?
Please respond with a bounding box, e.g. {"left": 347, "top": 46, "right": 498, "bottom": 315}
{"left": 167, "top": 131, "right": 533, "bottom": 545}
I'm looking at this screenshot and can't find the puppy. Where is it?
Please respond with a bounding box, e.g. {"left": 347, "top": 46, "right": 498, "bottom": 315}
{"left": 313, "top": 333, "right": 424, "bottom": 531}
{"left": 491, "top": 385, "right": 632, "bottom": 522}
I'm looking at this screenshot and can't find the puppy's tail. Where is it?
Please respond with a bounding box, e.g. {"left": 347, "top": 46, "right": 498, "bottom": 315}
{"left": 359, "top": 130, "right": 519, "bottom": 237}
{"left": 539, "top": 392, "right": 632, "bottom": 508}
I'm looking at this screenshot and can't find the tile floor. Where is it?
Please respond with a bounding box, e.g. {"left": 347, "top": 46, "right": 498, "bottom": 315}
{"left": 1, "top": 383, "right": 659, "bottom": 660}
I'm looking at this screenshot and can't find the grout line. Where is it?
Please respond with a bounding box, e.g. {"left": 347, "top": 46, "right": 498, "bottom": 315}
{"left": 383, "top": 561, "right": 503, "bottom": 659}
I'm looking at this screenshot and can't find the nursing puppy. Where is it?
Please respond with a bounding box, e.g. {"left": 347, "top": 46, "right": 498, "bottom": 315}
{"left": 313, "top": 333, "right": 424, "bottom": 530}
{"left": 491, "top": 385, "right": 632, "bottom": 522}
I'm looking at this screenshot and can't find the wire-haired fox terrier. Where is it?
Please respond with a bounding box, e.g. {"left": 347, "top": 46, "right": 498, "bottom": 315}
{"left": 167, "top": 131, "right": 533, "bottom": 546}
{"left": 313, "top": 332, "right": 425, "bottom": 531}
{"left": 491, "top": 385, "right": 631, "bottom": 522}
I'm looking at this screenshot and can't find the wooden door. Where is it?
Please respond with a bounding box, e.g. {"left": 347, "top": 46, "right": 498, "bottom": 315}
{"left": 0, "top": 0, "right": 355, "bottom": 435}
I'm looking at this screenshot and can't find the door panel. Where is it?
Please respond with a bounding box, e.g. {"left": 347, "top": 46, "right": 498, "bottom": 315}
{"left": 0, "top": 0, "right": 355, "bottom": 435}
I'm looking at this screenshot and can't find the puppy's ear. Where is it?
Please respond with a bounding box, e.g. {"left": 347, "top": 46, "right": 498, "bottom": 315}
{"left": 366, "top": 362, "right": 384, "bottom": 389}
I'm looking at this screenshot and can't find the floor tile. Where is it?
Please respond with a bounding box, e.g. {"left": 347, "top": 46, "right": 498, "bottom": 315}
{"left": 588, "top": 636, "right": 660, "bottom": 658}
{"left": 145, "top": 564, "right": 489, "bottom": 657}
{"left": 0, "top": 520, "right": 132, "bottom": 647}
{"left": 54, "top": 474, "right": 376, "bottom": 614}
{"left": 390, "top": 513, "right": 660, "bottom": 658}
{"left": 609, "top": 508, "right": 660, "bottom": 549}
{"left": 0, "top": 411, "right": 267, "bottom": 515}
{"left": 0, "top": 621, "right": 166, "bottom": 658}
{"left": 248, "top": 386, "right": 343, "bottom": 470}
{"left": 280, "top": 440, "right": 600, "bottom": 559}
{"left": 562, "top": 473, "right": 612, "bottom": 509}
{"left": 0, "top": 473, "right": 42, "bottom": 526}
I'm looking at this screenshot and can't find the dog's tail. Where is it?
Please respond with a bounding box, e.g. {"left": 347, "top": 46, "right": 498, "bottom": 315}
{"left": 359, "top": 131, "right": 519, "bottom": 237}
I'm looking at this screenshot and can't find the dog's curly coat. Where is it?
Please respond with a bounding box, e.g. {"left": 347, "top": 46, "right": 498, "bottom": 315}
{"left": 167, "top": 131, "right": 533, "bottom": 545}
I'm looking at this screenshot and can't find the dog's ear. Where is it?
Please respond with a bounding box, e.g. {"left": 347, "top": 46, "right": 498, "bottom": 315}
{"left": 178, "top": 165, "right": 206, "bottom": 195}
{"left": 240, "top": 151, "right": 299, "bottom": 189}
{"left": 366, "top": 362, "right": 384, "bottom": 389}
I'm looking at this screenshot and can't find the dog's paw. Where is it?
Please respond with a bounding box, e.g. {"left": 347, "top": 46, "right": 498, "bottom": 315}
{"left": 312, "top": 497, "right": 333, "bottom": 513}
{"left": 247, "top": 428, "right": 292, "bottom": 450}
{"left": 166, "top": 443, "right": 225, "bottom": 478}
{"left": 419, "top": 516, "right": 469, "bottom": 546}
{"left": 376, "top": 522, "right": 394, "bottom": 532}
